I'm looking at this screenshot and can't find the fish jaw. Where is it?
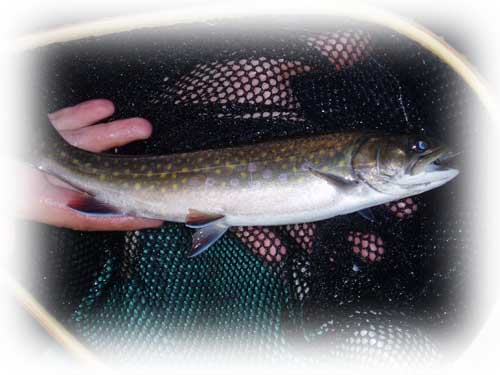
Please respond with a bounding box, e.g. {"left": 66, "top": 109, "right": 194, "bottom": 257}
{"left": 391, "top": 166, "right": 459, "bottom": 195}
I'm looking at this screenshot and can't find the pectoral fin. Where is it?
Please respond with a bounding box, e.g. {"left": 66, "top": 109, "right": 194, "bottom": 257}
{"left": 310, "top": 168, "right": 358, "bottom": 190}
{"left": 190, "top": 222, "right": 229, "bottom": 257}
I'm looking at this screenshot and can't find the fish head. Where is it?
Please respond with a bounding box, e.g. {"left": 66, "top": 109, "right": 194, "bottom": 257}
{"left": 351, "top": 133, "right": 459, "bottom": 195}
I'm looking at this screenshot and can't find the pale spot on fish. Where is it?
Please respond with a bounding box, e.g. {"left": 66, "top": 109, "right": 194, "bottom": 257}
{"left": 230, "top": 178, "right": 240, "bottom": 187}
{"left": 278, "top": 173, "right": 288, "bottom": 182}
{"left": 249, "top": 180, "right": 262, "bottom": 188}
{"left": 248, "top": 162, "right": 258, "bottom": 173}
{"left": 205, "top": 177, "right": 216, "bottom": 187}
{"left": 189, "top": 177, "right": 201, "bottom": 187}
{"left": 134, "top": 183, "right": 141, "bottom": 190}
{"left": 262, "top": 169, "right": 273, "bottom": 179}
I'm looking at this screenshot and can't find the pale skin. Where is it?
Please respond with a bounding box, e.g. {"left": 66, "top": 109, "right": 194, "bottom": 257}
{"left": 18, "top": 99, "right": 163, "bottom": 231}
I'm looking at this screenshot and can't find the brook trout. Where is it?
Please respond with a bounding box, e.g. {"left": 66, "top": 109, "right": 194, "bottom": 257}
{"left": 32, "top": 125, "right": 459, "bottom": 256}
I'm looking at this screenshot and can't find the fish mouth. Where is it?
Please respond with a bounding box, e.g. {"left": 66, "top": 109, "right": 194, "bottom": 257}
{"left": 410, "top": 146, "right": 459, "bottom": 175}
{"left": 397, "top": 147, "right": 460, "bottom": 190}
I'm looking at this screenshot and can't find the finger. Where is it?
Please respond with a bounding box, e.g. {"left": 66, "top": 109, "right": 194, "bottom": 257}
{"left": 59, "top": 117, "right": 153, "bottom": 152}
{"left": 48, "top": 99, "right": 115, "bottom": 131}
{"left": 16, "top": 166, "right": 163, "bottom": 231}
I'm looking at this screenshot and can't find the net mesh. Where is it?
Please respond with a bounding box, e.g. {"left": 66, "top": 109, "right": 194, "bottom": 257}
{"left": 17, "top": 17, "right": 481, "bottom": 366}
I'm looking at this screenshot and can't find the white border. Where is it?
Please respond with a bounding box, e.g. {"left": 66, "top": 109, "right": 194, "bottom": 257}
{"left": 2, "top": 1, "right": 499, "bottom": 374}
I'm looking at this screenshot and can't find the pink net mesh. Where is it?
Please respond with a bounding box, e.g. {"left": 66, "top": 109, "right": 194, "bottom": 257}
{"left": 233, "top": 226, "right": 287, "bottom": 262}
{"left": 173, "top": 57, "right": 310, "bottom": 120}
{"left": 285, "top": 223, "right": 317, "bottom": 254}
{"left": 385, "top": 197, "right": 418, "bottom": 219}
{"left": 171, "top": 29, "right": 373, "bottom": 123}
{"left": 301, "top": 30, "right": 372, "bottom": 69}
{"left": 347, "top": 231, "right": 385, "bottom": 262}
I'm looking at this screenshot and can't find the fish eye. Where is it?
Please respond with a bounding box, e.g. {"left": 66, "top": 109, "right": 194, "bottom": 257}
{"left": 412, "top": 140, "right": 428, "bottom": 153}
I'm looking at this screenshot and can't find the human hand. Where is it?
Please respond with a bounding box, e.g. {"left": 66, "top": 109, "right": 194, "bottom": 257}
{"left": 17, "top": 99, "right": 163, "bottom": 231}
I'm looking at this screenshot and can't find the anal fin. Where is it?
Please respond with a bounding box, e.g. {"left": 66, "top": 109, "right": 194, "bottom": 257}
{"left": 67, "top": 194, "right": 125, "bottom": 217}
{"left": 190, "top": 222, "right": 229, "bottom": 257}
